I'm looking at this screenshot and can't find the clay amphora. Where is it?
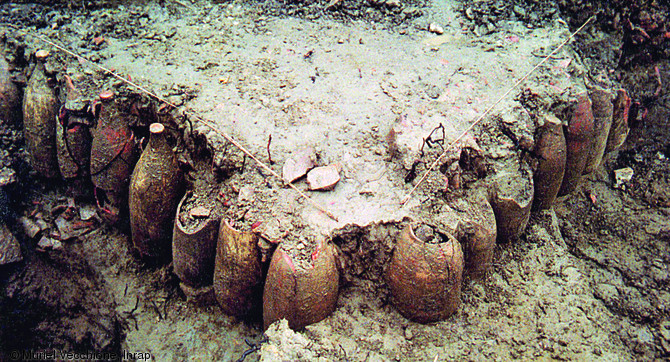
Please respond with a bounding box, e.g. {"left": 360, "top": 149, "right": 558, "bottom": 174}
{"left": 263, "top": 238, "right": 339, "bottom": 330}
{"left": 129, "top": 123, "right": 181, "bottom": 259}
{"left": 532, "top": 114, "right": 566, "bottom": 211}
{"left": 56, "top": 75, "right": 93, "bottom": 180}
{"left": 489, "top": 159, "right": 534, "bottom": 243}
{"left": 23, "top": 50, "right": 59, "bottom": 178}
{"left": 90, "top": 90, "right": 136, "bottom": 203}
{"left": 0, "top": 55, "right": 20, "bottom": 125}
{"left": 583, "top": 87, "right": 613, "bottom": 174}
{"left": 386, "top": 223, "right": 463, "bottom": 323}
{"left": 449, "top": 192, "right": 497, "bottom": 279}
{"left": 605, "top": 89, "right": 631, "bottom": 153}
{"left": 214, "top": 220, "right": 262, "bottom": 318}
{"left": 558, "top": 93, "right": 594, "bottom": 196}
{"left": 173, "top": 192, "right": 219, "bottom": 287}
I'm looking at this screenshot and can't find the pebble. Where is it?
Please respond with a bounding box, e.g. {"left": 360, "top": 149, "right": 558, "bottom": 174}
{"left": 0, "top": 223, "right": 23, "bottom": 265}
{"left": 38, "top": 236, "right": 63, "bottom": 250}
{"left": 238, "top": 186, "right": 255, "bottom": 202}
{"left": 0, "top": 168, "right": 16, "bottom": 187}
{"left": 404, "top": 327, "right": 413, "bottom": 340}
{"left": 385, "top": 0, "right": 400, "bottom": 7}
{"left": 428, "top": 23, "right": 444, "bottom": 35}
{"left": 189, "top": 206, "right": 211, "bottom": 218}
{"left": 513, "top": 5, "right": 526, "bottom": 18}
{"left": 282, "top": 147, "right": 317, "bottom": 184}
{"left": 359, "top": 181, "right": 378, "bottom": 195}
{"left": 465, "top": 7, "right": 474, "bottom": 20}
{"left": 307, "top": 164, "right": 341, "bottom": 191}
{"left": 79, "top": 205, "right": 98, "bottom": 221}
{"left": 614, "top": 167, "right": 634, "bottom": 189}
{"left": 19, "top": 217, "right": 42, "bottom": 239}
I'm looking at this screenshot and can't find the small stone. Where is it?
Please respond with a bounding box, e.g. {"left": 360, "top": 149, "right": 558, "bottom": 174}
{"left": 0, "top": 168, "right": 16, "bottom": 187}
{"left": 238, "top": 186, "right": 255, "bottom": 202}
{"left": 19, "top": 217, "right": 42, "bottom": 239}
{"left": 385, "top": 0, "right": 400, "bottom": 7}
{"left": 55, "top": 215, "right": 82, "bottom": 241}
{"left": 359, "top": 181, "right": 378, "bottom": 195}
{"left": 37, "top": 236, "right": 55, "bottom": 249}
{"left": 414, "top": 224, "right": 435, "bottom": 243}
{"left": 52, "top": 239, "right": 63, "bottom": 250}
{"left": 404, "top": 327, "right": 413, "bottom": 340}
{"left": 307, "top": 164, "right": 341, "bottom": 191}
{"left": 282, "top": 147, "right": 317, "bottom": 184}
{"left": 93, "top": 36, "right": 105, "bottom": 46}
{"left": 465, "top": 7, "right": 474, "bottom": 20}
{"left": 35, "top": 218, "right": 49, "bottom": 233}
{"left": 428, "top": 23, "right": 444, "bottom": 35}
{"left": 0, "top": 223, "right": 22, "bottom": 265}
{"left": 513, "top": 5, "right": 526, "bottom": 18}
{"left": 189, "top": 206, "right": 211, "bottom": 218}
{"left": 79, "top": 205, "right": 98, "bottom": 221}
{"left": 614, "top": 167, "right": 634, "bottom": 189}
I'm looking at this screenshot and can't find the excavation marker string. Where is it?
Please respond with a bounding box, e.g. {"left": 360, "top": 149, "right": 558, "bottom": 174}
{"left": 400, "top": 15, "right": 595, "bottom": 205}
{"left": 3, "top": 23, "right": 339, "bottom": 222}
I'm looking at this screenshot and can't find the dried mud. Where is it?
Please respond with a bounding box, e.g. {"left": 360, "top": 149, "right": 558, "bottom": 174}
{"left": 1, "top": 0, "right": 669, "bottom": 361}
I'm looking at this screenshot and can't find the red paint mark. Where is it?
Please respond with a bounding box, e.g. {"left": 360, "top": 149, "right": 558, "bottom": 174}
{"left": 439, "top": 245, "right": 448, "bottom": 260}
{"left": 251, "top": 221, "right": 262, "bottom": 230}
{"left": 158, "top": 103, "right": 171, "bottom": 113}
{"left": 505, "top": 35, "right": 520, "bottom": 43}
{"left": 311, "top": 243, "right": 321, "bottom": 262}
{"left": 282, "top": 251, "right": 296, "bottom": 273}
{"left": 618, "top": 89, "right": 632, "bottom": 123}
{"left": 640, "top": 107, "right": 648, "bottom": 121}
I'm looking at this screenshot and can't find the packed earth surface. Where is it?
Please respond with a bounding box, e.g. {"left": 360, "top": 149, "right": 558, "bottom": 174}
{"left": 1, "top": 0, "right": 669, "bottom": 361}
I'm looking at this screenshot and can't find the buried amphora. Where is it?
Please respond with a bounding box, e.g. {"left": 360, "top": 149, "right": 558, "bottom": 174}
{"left": 90, "top": 90, "right": 137, "bottom": 214}
{"left": 23, "top": 50, "right": 59, "bottom": 179}
{"left": 129, "top": 122, "right": 181, "bottom": 259}
{"left": 173, "top": 191, "right": 220, "bottom": 288}
{"left": 213, "top": 220, "right": 262, "bottom": 318}
{"left": 263, "top": 237, "right": 339, "bottom": 330}
{"left": 0, "top": 53, "right": 21, "bottom": 125}
{"left": 386, "top": 223, "right": 464, "bottom": 323}
{"left": 56, "top": 75, "right": 93, "bottom": 190}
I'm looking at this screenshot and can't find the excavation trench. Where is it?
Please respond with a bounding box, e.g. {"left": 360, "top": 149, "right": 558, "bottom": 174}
{"left": 2, "top": 0, "right": 668, "bottom": 360}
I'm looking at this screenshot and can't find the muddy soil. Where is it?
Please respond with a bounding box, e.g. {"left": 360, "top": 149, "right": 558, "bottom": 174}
{"left": 1, "top": 0, "right": 669, "bottom": 361}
